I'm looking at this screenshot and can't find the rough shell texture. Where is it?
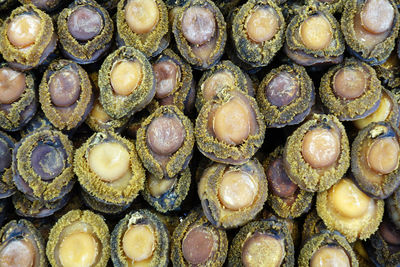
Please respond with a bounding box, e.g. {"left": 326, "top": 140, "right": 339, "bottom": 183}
{"left": 116, "top": 0, "right": 169, "bottom": 57}
{"left": 0, "top": 4, "right": 57, "bottom": 69}
{"left": 99, "top": 46, "right": 155, "bottom": 119}
{"left": 136, "top": 105, "right": 194, "bottom": 179}
{"left": 231, "top": 0, "right": 285, "bottom": 68}
{"left": 57, "top": 0, "right": 114, "bottom": 64}
{"left": 195, "top": 87, "right": 266, "bottom": 165}
{"left": 198, "top": 159, "right": 268, "bottom": 229}
{"left": 74, "top": 131, "right": 145, "bottom": 206}
{"left": 12, "top": 129, "right": 75, "bottom": 203}
{"left": 39, "top": 59, "right": 94, "bottom": 131}
{"left": 46, "top": 209, "right": 110, "bottom": 267}
{"left": 283, "top": 114, "right": 350, "bottom": 192}
{"left": 111, "top": 209, "right": 170, "bottom": 267}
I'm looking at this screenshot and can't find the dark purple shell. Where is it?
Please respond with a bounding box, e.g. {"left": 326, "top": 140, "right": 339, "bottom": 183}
{"left": 12, "top": 192, "right": 70, "bottom": 218}
{"left": 0, "top": 134, "right": 12, "bottom": 174}
{"left": 12, "top": 130, "right": 74, "bottom": 202}
{"left": 60, "top": 42, "right": 112, "bottom": 65}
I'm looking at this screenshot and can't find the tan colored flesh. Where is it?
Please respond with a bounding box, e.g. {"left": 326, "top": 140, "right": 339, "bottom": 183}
{"left": 246, "top": 7, "right": 279, "bottom": 43}
{"left": 58, "top": 232, "right": 98, "bottom": 267}
{"left": 367, "top": 137, "right": 399, "bottom": 174}
{"left": 153, "top": 60, "right": 181, "bottom": 99}
{"left": 123, "top": 224, "right": 155, "bottom": 263}
{"left": 181, "top": 6, "right": 216, "bottom": 46}
{"left": 90, "top": 100, "right": 111, "bottom": 124}
{"left": 328, "top": 178, "right": 371, "bottom": 219}
{"left": 67, "top": 7, "right": 103, "bottom": 41}
{"left": 0, "top": 239, "right": 36, "bottom": 267}
{"left": 202, "top": 70, "right": 235, "bottom": 102}
{"left": 125, "top": 0, "right": 159, "bottom": 34}
{"left": 148, "top": 175, "right": 176, "bottom": 197}
{"left": 301, "top": 128, "right": 340, "bottom": 169}
{"left": 111, "top": 60, "right": 143, "bottom": 96}
{"left": 191, "top": 37, "right": 217, "bottom": 62}
{"left": 360, "top": 0, "right": 394, "bottom": 34}
{"left": 354, "top": 92, "right": 392, "bottom": 129}
{"left": 353, "top": 12, "right": 390, "bottom": 51}
{"left": 299, "top": 15, "right": 333, "bottom": 50}
{"left": 241, "top": 232, "right": 285, "bottom": 267}
{"left": 88, "top": 142, "right": 131, "bottom": 182}
{"left": 310, "top": 246, "right": 351, "bottom": 267}
{"left": 0, "top": 67, "right": 26, "bottom": 105}
{"left": 265, "top": 71, "right": 299, "bottom": 107}
{"left": 146, "top": 116, "right": 185, "bottom": 156}
{"left": 212, "top": 97, "right": 252, "bottom": 145}
{"left": 333, "top": 67, "right": 366, "bottom": 100}
{"left": 267, "top": 158, "right": 298, "bottom": 198}
{"left": 218, "top": 170, "right": 258, "bottom": 211}
{"left": 48, "top": 69, "right": 81, "bottom": 107}
{"left": 7, "top": 14, "right": 41, "bottom": 49}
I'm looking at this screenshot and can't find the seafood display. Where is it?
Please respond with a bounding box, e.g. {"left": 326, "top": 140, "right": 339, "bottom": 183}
{"left": 0, "top": 0, "right": 400, "bottom": 266}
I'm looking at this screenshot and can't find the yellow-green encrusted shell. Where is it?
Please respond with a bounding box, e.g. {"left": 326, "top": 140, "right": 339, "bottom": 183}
{"left": 304, "top": 0, "right": 344, "bottom": 14}
{"left": 259, "top": 212, "right": 301, "bottom": 249}
{"left": 264, "top": 147, "right": 314, "bottom": 219}
{"left": 39, "top": 59, "right": 93, "bottom": 131}
{"left": 142, "top": 167, "right": 191, "bottom": 213}
{"left": 301, "top": 209, "right": 327, "bottom": 243}
{"left": 172, "top": 0, "right": 227, "bottom": 70}
{"left": 98, "top": 46, "right": 155, "bottom": 119}
{"left": 316, "top": 182, "right": 384, "bottom": 242}
{"left": 375, "top": 51, "right": 400, "bottom": 89}
{"left": 256, "top": 64, "right": 314, "bottom": 128}
{"left": 148, "top": 49, "right": 195, "bottom": 114}
{"left": 86, "top": 72, "right": 129, "bottom": 133}
{"left": 46, "top": 209, "right": 110, "bottom": 267}
{"left": 136, "top": 105, "right": 194, "bottom": 179}
{"left": 111, "top": 209, "right": 170, "bottom": 267}
{"left": 285, "top": 6, "right": 344, "bottom": 60}
{"left": 80, "top": 189, "right": 131, "bottom": 215}
{"left": 341, "top": 0, "right": 400, "bottom": 64}
{"left": 171, "top": 209, "right": 228, "bottom": 266}
{"left": 12, "top": 191, "right": 69, "bottom": 218}
{"left": 196, "top": 60, "right": 254, "bottom": 112}
{"left": 353, "top": 88, "right": 400, "bottom": 130}
{"left": 0, "top": 130, "right": 15, "bottom": 198}
{"left": 0, "top": 219, "right": 47, "bottom": 266}
{"left": 74, "top": 131, "right": 145, "bottom": 206}
{"left": 12, "top": 129, "right": 75, "bottom": 203}
{"left": 57, "top": 0, "right": 114, "bottom": 63}
{"left": 227, "top": 219, "right": 295, "bottom": 267}
{"left": 319, "top": 58, "right": 382, "bottom": 121}
{"left": 116, "top": 0, "right": 169, "bottom": 57}
{"left": 0, "top": 63, "right": 36, "bottom": 131}
{"left": 298, "top": 231, "right": 359, "bottom": 267}
{"left": 351, "top": 121, "right": 400, "bottom": 199}
{"left": 283, "top": 114, "right": 350, "bottom": 192}
{"left": 0, "top": 4, "right": 56, "bottom": 69}
{"left": 231, "top": 0, "right": 285, "bottom": 68}
{"left": 0, "top": 162, "right": 14, "bottom": 198}
{"left": 195, "top": 87, "right": 266, "bottom": 165}
{"left": 198, "top": 159, "right": 268, "bottom": 229}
